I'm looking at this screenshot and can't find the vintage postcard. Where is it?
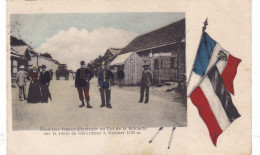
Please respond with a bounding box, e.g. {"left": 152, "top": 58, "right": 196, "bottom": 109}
{"left": 10, "top": 13, "right": 187, "bottom": 130}
{"left": 6, "top": 0, "right": 251, "bottom": 154}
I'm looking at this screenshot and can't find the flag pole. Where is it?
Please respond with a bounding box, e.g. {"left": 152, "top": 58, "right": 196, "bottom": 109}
{"left": 187, "top": 59, "right": 219, "bottom": 97}
{"left": 186, "top": 18, "right": 208, "bottom": 87}
{"left": 167, "top": 127, "right": 176, "bottom": 149}
{"left": 149, "top": 127, "right": 163, "bottom": 143}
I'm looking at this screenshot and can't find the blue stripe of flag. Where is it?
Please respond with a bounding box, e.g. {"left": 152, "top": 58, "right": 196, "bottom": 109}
{"left": 193, "top": 32, "right": 216, "bottom": 76}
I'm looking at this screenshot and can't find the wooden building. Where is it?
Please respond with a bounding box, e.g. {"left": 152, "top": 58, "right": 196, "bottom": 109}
{"left": 29, "top": 54, "right": 59, "bottom": 71}
{"left": 10, "top": 45, "right": 33, "bottom": 73}
{"left": 10, "top": 45, "right": 33, "bottom": 87}
{"left": 109, "top": 52, "right": 145, "bottom": 85}
{"left": 103, "top": 48, "right": 122, "bottom": 60}
{"left": 119, "top": 18, "right": 186, "bottom": 85}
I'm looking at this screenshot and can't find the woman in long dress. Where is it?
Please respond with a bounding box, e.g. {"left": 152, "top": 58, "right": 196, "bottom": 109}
{"left": 26, "top": 65, "right": 41, "bottom": 103}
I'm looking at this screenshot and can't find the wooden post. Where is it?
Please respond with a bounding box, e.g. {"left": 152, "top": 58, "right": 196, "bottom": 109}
{"left": 159, "top": 52, "right": 162, "bottom": 84}
{"left": 150, "top": 49, "right": 153, "bottom": 79}
{"left": 187, "top": 18, "right": 208, "bottom": 86}
{"left": 177, "top": 43, "right": 181, "bottom": 90}
{"left": 11, "top": 59, "right": 13, "bottom": 76}
{"left": 37, "top": 53, "right": 39, "bottom": 67}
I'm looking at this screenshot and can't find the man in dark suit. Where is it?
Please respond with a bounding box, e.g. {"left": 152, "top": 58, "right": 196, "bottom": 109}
{"left": 39, "top": 65, "right": 51, "bottom": 103}
{"left": 139, "top": 64, "right": 152, "bottom": 104}
{"left": 98, "top": 61, "right": 114, "bottom": 108}
{"left": 75, "top": 61, "right": 93, "bottom": 108}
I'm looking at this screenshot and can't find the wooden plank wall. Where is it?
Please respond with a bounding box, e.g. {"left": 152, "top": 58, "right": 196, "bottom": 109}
{"left": 153, "top": 56, "right": 178, "bottom": 81}
{"left": 124, "top": 52, "right": 145, "bottom": 85}
{"left": 151, "top": 44, "right": 185, "bottom": 82}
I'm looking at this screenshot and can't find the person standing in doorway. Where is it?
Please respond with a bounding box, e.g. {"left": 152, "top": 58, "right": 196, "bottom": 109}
{"left": 16, "top": 65, "right": 28, "bottom": 101}
{"left": 49, "top": 69, "right": 53, "bottom": 80}
{"left": 39, "top": 65, "right": 52, "bottom": 103}
{"left": 117, "top": 66, "right": 125, "bottom": 87}
{"left": 98, "top": 61, "right": 114, "bottom": 108}
{"left": 75, "top": 61, "right": 93, "bottom": 108}
{"left": 139, "top": 64, "right": 152, "bottom": 104}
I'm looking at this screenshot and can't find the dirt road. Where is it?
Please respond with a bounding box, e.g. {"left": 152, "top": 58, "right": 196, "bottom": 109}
{"left": 12, "top": 78, "right": 186, "bottom": 130}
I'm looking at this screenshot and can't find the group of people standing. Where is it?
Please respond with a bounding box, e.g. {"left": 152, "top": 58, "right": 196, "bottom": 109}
{"left": 74, "top": 61, "right": 152, "bottom": 109}
{"left": 75, "top": 61, "right": 114, "bottom": 109}
{"left": 15, "top": 60, "right": 152, "bottom": 107}
{"left": 16, "top": 64, "right": 52, "bottom": 103}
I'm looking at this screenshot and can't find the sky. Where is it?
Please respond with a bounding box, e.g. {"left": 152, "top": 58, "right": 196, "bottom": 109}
{"left": 10, "top": 13, "right": 185, "bottom": 70}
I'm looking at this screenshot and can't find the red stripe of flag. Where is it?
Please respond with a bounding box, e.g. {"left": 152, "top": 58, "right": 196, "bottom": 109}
{"left": 221, "top": 54, "right": 242, "bottom": 95}
{"left": 190, "top": 87, "right": 223, "bottom": 146}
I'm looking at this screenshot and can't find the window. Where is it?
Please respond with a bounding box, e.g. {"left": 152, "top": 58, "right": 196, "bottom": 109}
{"left": 170, "top": 57, "right": 178, "bottom": 68}
{"left": 154, "top": 59, "right": 163, "bottom": 69}
{"left": 154, "top": 59, "right": 159, "bottom": 69}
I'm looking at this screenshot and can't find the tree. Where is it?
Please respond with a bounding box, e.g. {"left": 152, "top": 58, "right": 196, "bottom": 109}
{"left": 40, "top": 53, "right": 52, "bottom": 59}
{"left": 10, "top": 36, "right": 27, "bottom": 46}
{"left": 87, "top": 55, "right": 104, "bottom": 77}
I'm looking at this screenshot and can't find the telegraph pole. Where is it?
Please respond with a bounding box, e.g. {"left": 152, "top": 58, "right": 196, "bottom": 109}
{"left": 159, "top": 52, "right": 162, "bottom": 84}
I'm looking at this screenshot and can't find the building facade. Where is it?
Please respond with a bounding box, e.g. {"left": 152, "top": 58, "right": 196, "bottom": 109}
{"left": 109, "top": 52, "right": 145, "bottom": 85}
{"left": 119, "top": 18, "right": 186, "bottom": 85}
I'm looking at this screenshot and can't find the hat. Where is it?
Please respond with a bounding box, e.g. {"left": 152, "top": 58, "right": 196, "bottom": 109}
{"left": 143, "top": 63, "right": 149, "bottom": 67}
{"left": 41, "top": 65, "right": 47, "bottom": 69}
{"left": 80, "top": 61, "right": 85, "bottom": 65}
{"left": 102, "top": 61, "right": 106, "bottom": 65}
{"left": 32, "top": 65, "right": 38, "bottom": 69}
{"left": 19, "top": 65, "right": 25, "bottom": 69}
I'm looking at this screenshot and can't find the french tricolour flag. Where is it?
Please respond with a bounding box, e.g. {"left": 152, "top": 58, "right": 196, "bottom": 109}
{"left": 188, "top": 32, "right": 241, "bottom": 146}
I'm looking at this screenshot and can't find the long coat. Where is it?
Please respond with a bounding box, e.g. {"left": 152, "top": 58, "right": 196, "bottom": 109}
{"left": 98, "top": 69, "right": 114, "bottom": 89}
{"left": 140, "top": 70, "right": 152, "bottom": 87}
{"left": 75, "top": 67, "right": 93, "bottom": 88}
{"left": 39, "top": 70, "right": 52, "bottom": 101}
{"left": 39, "top": 71, "right": 51, "bottom": 85}
{"left": 26, "top": 71, "right": 41, "bottom": 103}
{"left": 16, "top": 70, "right": 27, "bottom": 86}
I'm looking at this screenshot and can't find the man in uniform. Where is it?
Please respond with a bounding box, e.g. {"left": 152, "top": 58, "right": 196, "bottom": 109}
{"left": 139, "top": 64, "right": 152, "bottom": 104}
{"left": 39, "top": 65, "right": 52, "bottom": 103}
{"left": 16, "top": 65, "right": 28, "bottom": 101}
{"left": 75, "top": 61, "right": 94, "bottom": 108}
{"left": 98, "top": 61, "right": 114, "bottom": 108}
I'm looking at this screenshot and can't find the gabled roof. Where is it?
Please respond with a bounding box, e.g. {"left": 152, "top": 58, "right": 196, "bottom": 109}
{"left": 11, "top": 45, "right": 32, "bottom": 61}
{"left": 11, "top": 45, "right": 29, "bottom": 55}
{"left": 120, "top": 18, "right": 185, "bottom": 54}
{"left": 110, "top": 52, "right": 133, "bottom": 65}
{"left": 108, "top": 48, "right": 122, "bottom": 55}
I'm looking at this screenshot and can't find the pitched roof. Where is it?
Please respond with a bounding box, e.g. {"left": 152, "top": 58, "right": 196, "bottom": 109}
{"left": 110, "top": 52, "right": 133, "bottom": 65}
{"left": 11, "top": 45, "right": 29, "bottom": 55}
{"left": 108, "top": 48, "right": 122, "bottom": 55}
{"left": 11, "top": 45, "right": 32, "bottom": 60}
{"left": 120, "top": 18, "right": 185, "bottom": 54}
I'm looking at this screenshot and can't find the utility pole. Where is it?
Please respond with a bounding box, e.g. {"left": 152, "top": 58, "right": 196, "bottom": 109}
{"left": 177, "top": 43, "right": 181, "bottom": 90}
{"left": 159, "top": 52, "right": 162, "bottom": 84}
{"left": 150, "top": 49, "right": 153, "bottom": 79}
{"left": 37, "top": 53, "right": 39, "bottom": 67}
